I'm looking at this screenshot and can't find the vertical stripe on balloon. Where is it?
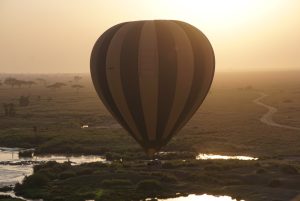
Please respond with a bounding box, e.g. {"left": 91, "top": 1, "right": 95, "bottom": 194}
{"left": 119, "top": 21, "right": 150, "bottom": 143}
{"left": 90, "top": 22, "right": 143, "bottom": 144}
{"left": 167, "top": 21, "right": 215, "bottom": 142}
{"left": 155, "top": 20, "right": 178, "bottom": 141}
{"left": 106, "top": 22, "right": 143, "bottom": 141}
{"left": 161, "top": 21, "right": 194, "bottom": 140}
{"left": 138, "top": 21, "right": 159, "bottom": 142}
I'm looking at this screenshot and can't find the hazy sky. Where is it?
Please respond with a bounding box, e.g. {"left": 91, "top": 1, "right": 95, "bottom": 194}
{"left": 1, "top": 0, "right": 300, "bottom": 73}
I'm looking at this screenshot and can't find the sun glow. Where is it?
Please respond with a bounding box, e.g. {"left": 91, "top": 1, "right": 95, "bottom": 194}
{"left": 159, "top": 0, "right": 284, "bottom": 32}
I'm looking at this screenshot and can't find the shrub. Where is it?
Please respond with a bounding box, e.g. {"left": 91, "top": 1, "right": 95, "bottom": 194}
{"left": 268, "top": 179, "right": 282, "bottom": 188}
{"left": 77, "top": 168, "right": 94, "bottom": 175}
{"left": 77, "top": 192, "right": 96, "bottom": 199}
{"left": 161, "top": 162, "right": 177, "bottom": 169}
{"left": 23, "top": 173, "right": 49, "bottom": 187}
{"left": 280, "top": 164, "right": 298, "bottom": 175}
{"left": 137, "top": 180, "right": 162, "bottom": 192}
{"left": 0, "top": 186, "right": 13, "bottom": 192}
{"left": 204, "top": 165, "right": 224, "bottom": 171}
{"left": 59, "top": 171, "right": 77, "bottom": 179}
{"left": 19, "top": 150, "right": 33, "bottom": 158}
{"left": 101, "top": 179, "right": 132, "bottom": 188}
{"left": 256, "top": 168, "right": 267, "bottom": 174}
{"left": 151, "top": 172, "right": 177, "bottom": 183}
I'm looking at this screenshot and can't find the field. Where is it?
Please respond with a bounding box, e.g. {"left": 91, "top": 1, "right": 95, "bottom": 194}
{"left": 0, "top": 71, "right": 300, "bottom": 201}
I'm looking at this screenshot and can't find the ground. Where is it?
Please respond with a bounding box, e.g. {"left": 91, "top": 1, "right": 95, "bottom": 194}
{"left": 0, "top": 71, "right": 300, "bottom": 201}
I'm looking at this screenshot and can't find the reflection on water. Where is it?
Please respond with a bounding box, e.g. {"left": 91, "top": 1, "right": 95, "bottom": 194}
{"left": 0, "top": 147, "right": 106, "bottom": 164}
{"left": 150, "top": 194, "right": 245, "bottom": 201}
{"left": 0, "top": 165, "right": 33, "bottom": 187}
{"left": 196, "top": 154, "right": 258, "bottom": 160}
{"left": 31, "top": 155, "right": 105, "bottom": 164}
{"left": 0, "top": 191, "right": 41, "bottom": 201}
{"left": 0, "top": 147, "right": 106, "bottom": 188}
{"left": 81, "top": 124, "right": 89, "bottom": 128}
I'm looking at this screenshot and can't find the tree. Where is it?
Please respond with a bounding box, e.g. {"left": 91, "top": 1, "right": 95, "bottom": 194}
{"left": 71, "top": 84, "right": 84, "bottom": 93}
{"left": 3, "top": 103, "right": 16, "bottom": 117}
{"left": 24, "top": 81, "right": 36, "bottom": 88}
{"left": 36, "top": 78, "right": 47, "bottom": 86}
{"left": 4, "top": 77, "right": 18, "bottom": 88}
{"left": 15, "top": 80, "right": 26, "bottom": 88}
{"left": 74, "top": 76, "right": 82, "bottom": 82}
{"left": 46, "top": 82, "right": 67, "bottom": 90}
{"left": 4, "top": 78, "right": 27, "bottom": 88}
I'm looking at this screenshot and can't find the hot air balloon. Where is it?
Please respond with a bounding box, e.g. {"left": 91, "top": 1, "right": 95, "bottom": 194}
{"left": 90, "top": 20, "right": 215, "bottom": 158}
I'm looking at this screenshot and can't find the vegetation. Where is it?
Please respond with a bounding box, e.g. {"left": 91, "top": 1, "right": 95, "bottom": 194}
{"left": 13, "top": 159, "right": 300, "bottom": 201}
{"left": 46, "top": 82, "right": 67, "bottom": 90}
{"left": 71, "top": 84, "right": 84, "bottom": 93}
{"left": 3, "top": 78, "right": 36, "bottom": 88}
{"left": 1, "top": 72, "right": 300, "bottom": 201}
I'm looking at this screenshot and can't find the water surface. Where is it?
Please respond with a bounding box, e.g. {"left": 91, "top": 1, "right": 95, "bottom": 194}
{"left": 0, "top": 147, "right": 106, "bottom": 188}
{"left": 147, "top": 194, "right": 245, "bottom": 201}
{"left": 196, "top": 153, "right": 258, "bottom": 160}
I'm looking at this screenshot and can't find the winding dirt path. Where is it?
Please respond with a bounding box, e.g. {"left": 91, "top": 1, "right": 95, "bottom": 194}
{"left": 253, "top": 92, "right": 300, "bottom": 131}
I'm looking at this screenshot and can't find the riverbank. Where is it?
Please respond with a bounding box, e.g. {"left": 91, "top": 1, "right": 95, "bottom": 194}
{"left": 0, "top": 147, "right": 107, "bottom": 201}
{"left": 13, "top": 158, "right": 300, "bottom": 201}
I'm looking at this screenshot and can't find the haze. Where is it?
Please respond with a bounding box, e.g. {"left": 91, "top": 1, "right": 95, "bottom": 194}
{"left": 1, "top": 0, "right": 300, "bottom": 73}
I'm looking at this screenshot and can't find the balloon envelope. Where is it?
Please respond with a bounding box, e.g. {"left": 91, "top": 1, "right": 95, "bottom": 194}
{"left": 90, "top": 20, "right": 215, "bottom": 157}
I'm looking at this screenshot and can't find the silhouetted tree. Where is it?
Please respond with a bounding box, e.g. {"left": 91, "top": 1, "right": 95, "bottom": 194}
{"left": 74, "top": 76, "right": 82, "bottom": 82}
{"left": 46, "top": 82, "right": 66, "bottom": 90}
{"left": 71, "top": 84, "right": 84, "bottom": 93}
{"left": 3, "top": 103, "right": 16, "bottom": 116}
{"left": 24, "top": 81, "right": 36, "bottom": 88}
{"left": 4, "top": 78, "right": 28, "bottom": 88}
{"left": 4, "top": 77, "right": 18, "bottom": 88}
{"left": 36, "top": 78, "right": 47, "bottom": 86}
{"left": 15, "top": 80, "right": 26, "bottom": 88}
{"left": 3, "top": 103, "right": 9, "bottom": 116}
{"left": 9, "top": 103, "right": 15, "bottom": 116}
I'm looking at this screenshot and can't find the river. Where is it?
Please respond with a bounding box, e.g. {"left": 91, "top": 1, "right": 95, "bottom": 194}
{"left": 253, "top": 92, "right": 300, "bottom": 131}
{"left": 0, "top": 147, "right": 106, "bottom": 200}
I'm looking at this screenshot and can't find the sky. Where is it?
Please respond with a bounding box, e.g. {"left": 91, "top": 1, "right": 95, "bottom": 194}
{"left": 0, "top": 0, "right": 300, "bottom": 73}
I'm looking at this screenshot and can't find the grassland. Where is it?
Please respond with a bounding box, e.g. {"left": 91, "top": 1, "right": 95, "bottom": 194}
{"left": 0, "top": 71, "right": 300, "bottom": 201}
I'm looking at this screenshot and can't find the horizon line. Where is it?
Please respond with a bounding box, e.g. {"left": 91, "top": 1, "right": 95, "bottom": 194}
{"left": 0, "top": 69, "right": 299, "bottom": 75}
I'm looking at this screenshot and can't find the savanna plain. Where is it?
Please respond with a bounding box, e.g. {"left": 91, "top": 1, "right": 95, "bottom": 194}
{"left": 0, "top": 71, "right": 300, "bottom": 201}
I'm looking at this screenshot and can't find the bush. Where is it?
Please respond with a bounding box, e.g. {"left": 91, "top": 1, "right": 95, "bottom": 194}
{"left": 268, "top": 179, "right": 282, "bottom": 188}
{"left": 137, "top": 180, "right": 162, "bottom": 192}
{"left": 77, "top": 192, "right": 96, "bottom": 199}
{"left": 151, "top": 172, "right": 177, "bottom": 183}
{"left": 77, "top": 168, "right": 94, "bottom": 175}
{"left": 256, "top": 168, "right": 267, "bottom": 174}
{"left": 23, "top": 173, "right": 49, "bottom": 187}
{"left": 161, "top": 162, "right": 178, "bottom": 169}
{"left": 19, "top": 150, "right": 33, "bottom": 158}
{"left": 0, "top": 186, "right": 13, "bottom": 192}
{"left": 101, "top": 179, "right": 132, "bottom": 188}
{"left": 204, "top": 165, "right": 224, "bottom": 171}
{"left": 59, "top": 171, "right": 77, "bottom": 179}
{"left": 280, "top": 164, "right": 298, "bottom": 175}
